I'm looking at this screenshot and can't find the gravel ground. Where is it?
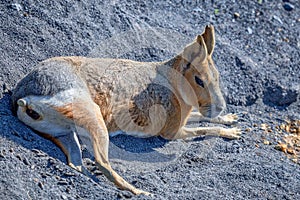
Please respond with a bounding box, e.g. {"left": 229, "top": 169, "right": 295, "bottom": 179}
{"left": 0, "top": 0, "right": 299, "bottom": 199}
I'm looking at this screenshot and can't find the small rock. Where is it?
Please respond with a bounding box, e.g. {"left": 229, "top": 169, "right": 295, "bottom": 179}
{"left": 31, "top": 149, "right": 39, "bottom": 153}
{"left": 48, "top": 158, "right": 56, "bottom": 165}
{"left": 273, "top": 15, "right": 283, "bottom": 24}
{"left": 61, "top": 195, "right": 68, "bottom": 200}
{"left": 193, "top": 8, "right": 202, "bottom": 12}
{"left": 234, "top": 12, "right": 240, "bottom": 18}
{"left": 286, "top": 148, "right": 295, "bottom": 155}
{"left": 66, "top": 187, "right": 71, "bottom": 193}
{"left": 119, "top": 191, "right": 133, "bottom": 199}
{"left": 94, "top": 170, "right": 103, "bottom": 176}
{"left": 16, "top": 154, "right": 22, "bottom": 161}
{"left": 283, "top": 3, "right": 294, "bottom": 11}
{"left": 23, "top": 157, "right": 30, "bottom": 165}
{"left": 41, "top": 173, "right": 47, "bottom": 178}
{"left": 247, "top": 27, "right": 253, "bottom": 34}
{"left": 260, "top": 123, "right": 268, "bottom": 131}
{"left": 291, "top": 158, "right": 298, "bottom": 163}
{"left": 33, "top": 178, "right": 39, "bottom": 183}
{"left": 275, "top": 143, "right": 287, "bottom": 152}
{"left": 32, "top": 149, "right": 43, "bottom": 155}
{"left": 283, "top": 37, "right": 289, "bottom": 42}
{"left": 58, "top": 180, "right": 69, "bottom": 185}
{"left": 0, "top": 151, "right": 5, "bottom": 159}
{"left": 263, "top": 140, "right": 270, "bottom": 145}
{"left": 38, "top": 182, "right": 44, "bottom": 190}
{"left": 64, "top": 172, "right": 76, "bottom": 177}
{"left": 11, "top": 3, "right": 23, "bottom": 11}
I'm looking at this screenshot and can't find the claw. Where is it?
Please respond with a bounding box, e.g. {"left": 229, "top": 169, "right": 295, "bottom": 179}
{"left": 221, "top": 127, "right": 242, "bottom": 139}
{"left": 68, "top": 163, "right": 82, "bottom": 172}
{"left": 220, "top": 113, "right": 239, "bottom": 125}
{"left": 134, "top": 189, "right": 152, "bottom": 196}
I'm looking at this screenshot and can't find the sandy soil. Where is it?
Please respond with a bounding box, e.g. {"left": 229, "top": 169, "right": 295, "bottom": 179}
{"left": 0, "top": 0, "right": 299, "bottom": 199}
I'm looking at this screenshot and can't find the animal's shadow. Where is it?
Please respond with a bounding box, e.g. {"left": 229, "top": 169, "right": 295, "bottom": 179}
{"left": 108, "top": 134, "right": 176, "bottom": 163}
{"left": 110, "top": 134, "right": 168, "bottom": 154}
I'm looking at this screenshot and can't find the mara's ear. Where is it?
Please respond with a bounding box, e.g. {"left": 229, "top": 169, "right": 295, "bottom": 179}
{"left": 182, "top": 35, "right": 207, "bottom": 64}
{"left": 201, "top": 25, "right": 215, "bottom": 56}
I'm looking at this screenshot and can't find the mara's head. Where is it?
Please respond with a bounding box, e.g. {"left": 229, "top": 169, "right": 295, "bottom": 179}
{"left": 175, "top": 25, "right": 226, "bottom": 118}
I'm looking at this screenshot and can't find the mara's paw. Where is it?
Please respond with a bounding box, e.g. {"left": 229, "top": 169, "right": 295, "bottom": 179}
{"left": 220, "top": 113, "right": 239, "bottom": 125}
{"left": 69, "top": 163, "right": 82, "bottom": 172}
{"left": 221, "top": 127, "right": 242, "bottom": 139}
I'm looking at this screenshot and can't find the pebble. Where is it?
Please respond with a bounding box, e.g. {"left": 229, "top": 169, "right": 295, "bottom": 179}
{"left": 31, "top": 149, "right": 40, "bottom": 154}
{"left": 32, "top": 149, "right": 47, "bottom": 157}
{"left": 273, "top": 15, "right": 283, "bottom": 24}
{"left": 193, "top": 8, "right": 202, "bottom": 12}
{"left": 11, "top": 3, "right": 23, "bottom": 11}
{"left": 66, "top": 187, "right": 71, "bottom": 193}
{"left": 16, "top": 154, "right": 22, "bottom": 161}
{"left": 283, "top": 3, "right": 294, "bottom": 11}
{"left": 287, "top": 148, "right": 295, "bottom": 155}
{"left": 58, "top": 180, "right": 69, "bottom": 185}
{"left": 64, "top": 172, "right": 76, "bottom": 177}
{"left": 41, "top": 173, "right": 48, "bottom": 178}
{"left": 263, "top": 140, "right": 270, "bottom": 145}
{"left": 48, "top": 158, "right": 56, "bottom": 165}
{"left": 247, "top": 27, "right": 253, "bottom": 34}
{"left": 23, "top": 157, "right": 30, "bottom": 165}
{"left": 38, "top": 182, "right": 44, "bottom": 190}
{"left": 93, "top": 170, "right": 103, "bottom": 176}
{"left": 234, "top": 12, "right": 240, "bottom": 18}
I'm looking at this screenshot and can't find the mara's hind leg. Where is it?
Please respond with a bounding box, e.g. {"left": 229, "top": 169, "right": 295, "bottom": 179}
{"left": 38, "top": 131, "right": 83, "bottom": 172}
{"left": 67, "top": 99, "right": 150, "bottom": 195}
{"left": 173, "top": 126, "right": 241, "bottom": 140}
{"left": 188, "top": 111, "right": 238, "bottom": 125}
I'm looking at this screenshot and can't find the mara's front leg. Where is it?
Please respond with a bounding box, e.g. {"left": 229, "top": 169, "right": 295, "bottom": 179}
{"left": 172, "top": 126, "right": 241, "bottom": 140}
{"left": 188, "top": 111, "right": 238, "bottom": 125}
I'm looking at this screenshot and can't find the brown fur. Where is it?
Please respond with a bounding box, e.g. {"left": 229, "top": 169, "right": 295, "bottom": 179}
{"left": 14, "top": 25, "right": 241, "bottom": 195}
{"left": 53, "top": 104, "right": 74, "bottom": 119}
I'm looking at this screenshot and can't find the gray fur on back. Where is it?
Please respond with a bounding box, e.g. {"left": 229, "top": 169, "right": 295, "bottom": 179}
{"left": 11, "top": 60, "right": 86, "bottom": 114}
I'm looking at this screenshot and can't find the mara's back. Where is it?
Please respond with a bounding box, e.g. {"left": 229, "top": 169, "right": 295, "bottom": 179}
{"left": 11, "top": 58, "right": 87, "bottom": 114}
{"left": 12, "top": 56, "right": 182, "bottom": 137}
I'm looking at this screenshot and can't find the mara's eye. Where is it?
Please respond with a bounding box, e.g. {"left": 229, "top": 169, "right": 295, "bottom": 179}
{"left": 195, "top": 76, "right": 204, "bottom": 88}
{"left": 26, "top": 108, "right": 41, "bottom": 120}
